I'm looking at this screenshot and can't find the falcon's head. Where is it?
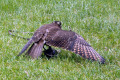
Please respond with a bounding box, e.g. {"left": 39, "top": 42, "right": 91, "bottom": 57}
{"left": 53, "top": 21, "right": 61, "bottom": 28}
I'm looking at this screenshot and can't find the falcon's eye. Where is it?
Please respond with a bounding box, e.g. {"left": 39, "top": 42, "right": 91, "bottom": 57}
{"left": 56, "top": 21, "right": 61, "bottom": 26}
{"left": 53, "top": 21, "right": 61, "bottom": 26}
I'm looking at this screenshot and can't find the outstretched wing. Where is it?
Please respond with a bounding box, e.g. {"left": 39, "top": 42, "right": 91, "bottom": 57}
{"left": 46, "top": 30, "right": 105, "bottom": 64}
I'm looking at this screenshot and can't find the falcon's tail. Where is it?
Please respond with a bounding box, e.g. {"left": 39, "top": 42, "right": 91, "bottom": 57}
{"left": 26, "top": 40, "right": 44, "bottom": 59}
{"left": 18, "top": 39, "right": 33, "bottom": 56}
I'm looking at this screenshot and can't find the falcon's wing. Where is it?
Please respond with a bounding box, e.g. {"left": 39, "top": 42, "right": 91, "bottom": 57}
{"left": 46, "top": 30, "right": 105, "bottom": 64}
{"left": 26, "top": 40, "right": 44, "bottom": 59}
{"left": 18, "top": 21, "right": 61, "bottom": 57}
{"left": 18, "top": 29, "right": 44, "bottom": 56}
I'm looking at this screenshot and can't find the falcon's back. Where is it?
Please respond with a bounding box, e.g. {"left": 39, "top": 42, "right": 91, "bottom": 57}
{"left": 45, "top": 30, "right": 77, "bottom": 50}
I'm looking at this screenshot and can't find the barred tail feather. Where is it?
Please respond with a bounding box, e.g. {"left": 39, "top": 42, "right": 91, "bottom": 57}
{"left": 26, "top": 40, "right": 44, "bottom": 59}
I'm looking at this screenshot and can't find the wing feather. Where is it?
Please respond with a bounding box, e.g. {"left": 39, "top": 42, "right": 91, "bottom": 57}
{"left": 46, "top": 30, "right": 105, "bottom": 64}
{"left": 26, "top": 40, "right": 44, "bottom": 59}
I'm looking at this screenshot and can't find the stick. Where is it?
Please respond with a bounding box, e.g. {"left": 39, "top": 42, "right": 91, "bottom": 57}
{"left": 8, "top": 30, "right": 33, "bottom": 40}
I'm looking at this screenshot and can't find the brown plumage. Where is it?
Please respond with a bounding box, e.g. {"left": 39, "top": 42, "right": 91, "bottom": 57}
{"left": 18, "top": 21, "right": 62, "bottom": 58}
{"left": 26, "top": 40, "right": 44, "bottom": 58}
{"left": 18, "top": 21, "right": 105, "bottom": 64}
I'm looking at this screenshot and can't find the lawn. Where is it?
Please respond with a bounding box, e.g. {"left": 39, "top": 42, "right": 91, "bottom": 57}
{"left": 0, "top": 0, "right": 120, "bottom": 79}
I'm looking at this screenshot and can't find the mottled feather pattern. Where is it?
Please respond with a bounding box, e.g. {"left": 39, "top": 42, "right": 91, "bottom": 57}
{"left": 72, "top": 37, "right": 102, "bottom": 61}
{"left": 46, "top": 30, "right": 76, "bottom": 50}
{"left": 46, "top": 29, "right": 105, "bottom": 63}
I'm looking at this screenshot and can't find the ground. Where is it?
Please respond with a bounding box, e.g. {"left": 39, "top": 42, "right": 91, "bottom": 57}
{"left": 0, "top": 0, "right": 120, "bottom": 79}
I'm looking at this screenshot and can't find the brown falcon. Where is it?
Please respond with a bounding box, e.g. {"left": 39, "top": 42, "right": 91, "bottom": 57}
{"left": 18, "top": 21, "right": 105, "bottom": 64}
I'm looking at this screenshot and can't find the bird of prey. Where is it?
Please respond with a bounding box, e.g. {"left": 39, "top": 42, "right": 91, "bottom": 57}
{"left": 18, "top": 21, "right": 105, "bottom": 64}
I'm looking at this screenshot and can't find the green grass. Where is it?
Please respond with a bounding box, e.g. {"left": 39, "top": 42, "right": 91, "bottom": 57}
{"left": 0, "top": 0, "right": 120, "bottom": 79}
